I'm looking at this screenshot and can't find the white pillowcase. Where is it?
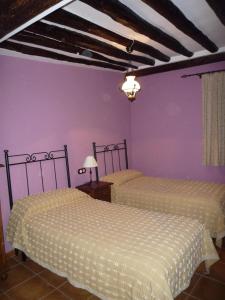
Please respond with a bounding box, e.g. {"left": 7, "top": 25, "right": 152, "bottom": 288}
{"left": 100, "top": 169, "right": 143, "bottom": 186}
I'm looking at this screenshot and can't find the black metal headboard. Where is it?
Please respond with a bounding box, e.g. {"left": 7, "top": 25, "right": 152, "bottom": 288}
{"left": 4, "top": 145, "right": 71, "bottom": 209}
{"left": 92, "top": 139, "right": 128, "bottom": 181}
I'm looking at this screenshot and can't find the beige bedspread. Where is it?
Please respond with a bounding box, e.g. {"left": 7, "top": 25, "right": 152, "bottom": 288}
{"left": 101, "top": 170, "right": 225, "bottom": 243}
{"left": 7, "top": 188, "right": 218, "bottom": 300}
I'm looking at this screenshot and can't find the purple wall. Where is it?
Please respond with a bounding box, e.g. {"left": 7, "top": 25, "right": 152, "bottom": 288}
{"left": 0, "top": 55, "right": 131, "bottom": 251}
{"left": 1, "top": 54, "right": 225, "bottom": 252}
{"left": 131, "top": 61, "right": 225, "bottom": 183}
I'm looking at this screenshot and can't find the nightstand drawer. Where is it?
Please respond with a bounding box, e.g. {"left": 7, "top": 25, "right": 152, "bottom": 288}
{"left": 94, "top": 186, "right": 111, "bottom": 202}
{"left": 76, "top": 181, "right": 113, "bottom": 202}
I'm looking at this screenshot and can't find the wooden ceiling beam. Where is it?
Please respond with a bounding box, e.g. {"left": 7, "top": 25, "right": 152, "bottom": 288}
{"left": 80, "top": 0, "right": 193, "bottom": 57}
{"left": 15, "top": 31, "right": 137, "bottom": 69}
{"left": 27, "top": 22, "right": 155, "bottom": 65}
{"left": 0, "top": 40, "right": 127, "bottom": 71}
{"left": 45, "top": 9, "right": 170, "bottom": 62}
{"left": 141, "top": 0, "right": 218, "bottom": 52}
{"left": 206, "top": 0, "right": 225, "bottom": 26}
{"left": 0, "top": 0, "right": 73, "bottom": 42}
{"left": 129, "top": 52, "right": 225, "bottom": 77}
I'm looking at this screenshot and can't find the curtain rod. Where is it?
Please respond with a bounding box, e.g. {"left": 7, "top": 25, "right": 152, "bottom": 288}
{"left": 181, "top": 68, "right": 225, "bottom": 78}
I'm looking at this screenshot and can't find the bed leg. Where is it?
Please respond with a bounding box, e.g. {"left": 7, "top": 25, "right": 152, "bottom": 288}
{"left": 21, "top": 252, "right": 27, "bottom": 262}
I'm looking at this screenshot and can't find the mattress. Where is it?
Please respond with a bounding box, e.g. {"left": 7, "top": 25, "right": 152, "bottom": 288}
{"left": 101, "top": 170, "right": 225, "bottom": 245}
{"left": 7, "top": 188, "right": 218, "bottom": 300}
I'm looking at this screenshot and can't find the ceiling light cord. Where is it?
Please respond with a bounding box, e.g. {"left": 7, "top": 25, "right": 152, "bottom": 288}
{"left": 121, "top": 40, "right": 141, "bottom": 102}
{"left": 126, "top": 40, "right": 135, "bottom": 54}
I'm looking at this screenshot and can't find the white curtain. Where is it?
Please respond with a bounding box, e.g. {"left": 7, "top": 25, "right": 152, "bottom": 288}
{"left": 202, "top": 71, "right": 225, "bottom": 166}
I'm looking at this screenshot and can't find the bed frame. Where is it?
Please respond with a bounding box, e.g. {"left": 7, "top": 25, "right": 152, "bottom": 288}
{"left": 4, "top": 145, "right": 71, "bottom": 210}
{"left": 4, "top": 145, "right": 71, "bottom": 261}
{"left": 92, "top": 139, "right": 128, "bottom": 181}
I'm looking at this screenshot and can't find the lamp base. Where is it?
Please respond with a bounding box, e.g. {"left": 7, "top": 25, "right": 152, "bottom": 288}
{"left": 89, "top": 168, "right": 92, "bottom": 184}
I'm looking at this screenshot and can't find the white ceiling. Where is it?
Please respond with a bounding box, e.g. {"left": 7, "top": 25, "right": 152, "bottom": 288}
{"left": 64, "top": 0, "right": 225, "bottom": 57}
{"left": 1, "top": 0, "right": 225, "bottom": 71}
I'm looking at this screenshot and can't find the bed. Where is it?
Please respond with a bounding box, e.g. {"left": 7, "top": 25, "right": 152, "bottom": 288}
{"left": 4, "top": 145, "right": 219, "bottom": 300}
{"left": 7, "top": 188, "right": 218, "bottom": 300}
{"left": 92, "top": 140, "right": 225, "bottom": 246}
{"left": 4, "top": 145, "right": 71, "bottom": 259}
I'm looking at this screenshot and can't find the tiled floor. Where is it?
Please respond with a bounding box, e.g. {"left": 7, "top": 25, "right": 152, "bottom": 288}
{"left": 0, "top": 244, "right": 225, "bottom": 300}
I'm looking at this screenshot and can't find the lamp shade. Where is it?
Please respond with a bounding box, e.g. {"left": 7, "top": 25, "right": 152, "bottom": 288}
{"left": 83, "top": 156, "right": 98, "bottom": 168}
{"left": 121, "top": 75, "right": 141, "bottom": 101}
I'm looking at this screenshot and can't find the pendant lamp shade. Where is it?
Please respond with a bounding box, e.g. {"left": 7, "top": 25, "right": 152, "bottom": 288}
{"left": 121, "top": 75, "right": 141, "bottom": 101}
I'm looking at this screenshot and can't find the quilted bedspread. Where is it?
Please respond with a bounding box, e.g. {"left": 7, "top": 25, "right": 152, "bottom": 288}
{"left": 7, "top": 188, "right": 218, "bottom": 300}
{"left": 102, "top": 171, "right": 225, "bottom": 243}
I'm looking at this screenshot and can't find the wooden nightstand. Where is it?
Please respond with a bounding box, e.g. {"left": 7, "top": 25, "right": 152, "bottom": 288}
{"left": 76, "top": 181, "right": 113, "bottom": 202}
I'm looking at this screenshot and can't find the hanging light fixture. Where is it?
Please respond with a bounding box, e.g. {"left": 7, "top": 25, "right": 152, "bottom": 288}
{"left": 121, "top": 75, "right": 141, "bottom": 102}
{"left": 121, "top": 40, "right": 141, "bottom": 102}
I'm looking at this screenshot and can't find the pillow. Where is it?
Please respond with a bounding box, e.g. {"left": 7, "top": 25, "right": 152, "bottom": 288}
{"left": 7, "top": 189, "right": 88, "bottom": 231}
{"left": 12, "top": 188, "right": 88, "bottom": 216}
{"left": 7, "top": 188, "right": 90, "bottom": 247}
{"left": 100, "top": 169, "right": 143, "bottom": 186}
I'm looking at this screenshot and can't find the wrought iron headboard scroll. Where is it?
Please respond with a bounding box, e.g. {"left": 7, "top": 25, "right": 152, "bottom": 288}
{"left": 4, "top": 145, "right": 71, "bottom": 209}
{"left": 92, "top": 139, "right": 128, "bottom": 181}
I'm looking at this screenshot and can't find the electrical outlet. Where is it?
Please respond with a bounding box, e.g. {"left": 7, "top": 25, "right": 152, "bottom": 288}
{"left": 78, "top": 168, "right": 86, "bottom": 174}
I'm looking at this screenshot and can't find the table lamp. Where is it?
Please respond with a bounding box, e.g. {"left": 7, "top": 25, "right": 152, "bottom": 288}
{"left": 83, "top": 156, "right": 98, "bottom": 183}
